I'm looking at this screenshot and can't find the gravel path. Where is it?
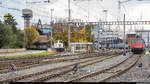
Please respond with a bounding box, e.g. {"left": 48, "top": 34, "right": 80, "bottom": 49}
{"left": 0, "top": 50, "right": 80, "bottom": 57}
{"left": 0, "top": 50, "right": 45, "bottom": 56}
{"left": 108, "top": 54, "right": 150, "bottom": 82}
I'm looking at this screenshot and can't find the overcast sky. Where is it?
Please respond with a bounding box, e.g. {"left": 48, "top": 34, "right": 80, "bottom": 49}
{"left": 0, "top": 0, "right": 150, "bottom": 30}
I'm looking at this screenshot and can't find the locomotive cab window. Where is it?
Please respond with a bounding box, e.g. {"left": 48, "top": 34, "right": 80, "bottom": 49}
{"left": 142, "top": 40, "right": 144, "bottom": 44}
{"left": 131, "top": 39, "right": 136, "bottom": 44}
{"left": 138, "top": 39, "right": 144, "bottom": 44}
{"left": 138, "top": 39, "right": 141, "bottom": 44}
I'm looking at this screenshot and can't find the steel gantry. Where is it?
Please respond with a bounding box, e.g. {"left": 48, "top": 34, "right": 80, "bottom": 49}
{"left": 55, "top": 21, "right": 150, "bottom": 26}
{"left": 97, "top": 21, "right": 150, "bottom": 25}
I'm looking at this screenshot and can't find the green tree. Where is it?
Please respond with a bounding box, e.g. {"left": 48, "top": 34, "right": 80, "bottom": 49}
{"left": 4, "top": 14, "right": 25, "bottom": 48}
{"left": 4, "top": 13, "right": 17, "bottom": 33}
{"left": 15, "top": 30, "right": 25, "bottom": 48}
{"left": 0, "top": 23, "right": 16, "bottom": 48}
{"left": 25, "top": 26, "right": 39, "bottom": 48}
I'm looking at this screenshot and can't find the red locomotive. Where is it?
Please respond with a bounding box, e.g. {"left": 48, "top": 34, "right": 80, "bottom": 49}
{"left": 131, "top": 37, "right": 145, "bottom": 54}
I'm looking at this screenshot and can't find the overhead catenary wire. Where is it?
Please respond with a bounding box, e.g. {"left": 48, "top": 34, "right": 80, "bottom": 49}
{"left": 0, "top": 5, "right": 50, "bottom": 19}
{"left": 73, "top": 0, "right": 120, "bottom": 21}
{"left": 0, "top": 0, "right": 55, "bottom": 29}
{"left": 72, "top": 0, "right": 104, "bottom": 22}
{"left": 1, "top": 0, "right": 52, "bottom": 20}
{"left": 71, "top": 2, "right": 89, "bottom": 20}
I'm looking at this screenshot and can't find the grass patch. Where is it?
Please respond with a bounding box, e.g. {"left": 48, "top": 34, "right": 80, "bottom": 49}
{"left": 0, "top": 50, "right": 57, "bottom": 58}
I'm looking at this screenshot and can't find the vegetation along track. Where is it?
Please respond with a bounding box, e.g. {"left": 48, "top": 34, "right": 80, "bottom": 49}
{"left": 63, "top": 54, "right": 139, "bottom": 82}
{"left": 0, "top": 53, "right": 120, "bottom": 82}
{"left": 0, "top": 50, "right": 123, "bottom": 74}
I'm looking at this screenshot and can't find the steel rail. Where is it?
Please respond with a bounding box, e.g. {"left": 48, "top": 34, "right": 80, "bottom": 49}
{"left": 98, "top": 55, "right": 139, "bottom": 82}
{"left": 64, "top": 55, "right": 132, "bottom": 82}
{"left": 0, "top": 50, "right": 120, "bottom": 74}
{"left": 0, "top": 54, "right": 110, "bottom": 82}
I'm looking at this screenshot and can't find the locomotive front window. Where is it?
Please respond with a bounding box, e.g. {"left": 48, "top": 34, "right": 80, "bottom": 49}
{"left": 138, "top": 40, "right": 141, "bottom": 44}
{"left": 138, "top": 39, "right": 143, "bottom": 44}
{"left": 131, "top": 39, "right": 136, "bottom": 44}
{"left": 142, "top": 40, "right": 144, "bottom": 43}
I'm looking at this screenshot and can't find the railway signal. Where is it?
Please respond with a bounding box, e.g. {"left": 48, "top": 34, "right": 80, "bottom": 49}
{"left": 4, "top": 13, "right": 9, "bottom": 20}
{"left": 10, "top": 64, "right": 17, "bottom": 71}
{"left": 72, "top": 64, "right": 78, "bottom": 74}
{"left": 138, "top": 63, "right": 142, "bottom": 68}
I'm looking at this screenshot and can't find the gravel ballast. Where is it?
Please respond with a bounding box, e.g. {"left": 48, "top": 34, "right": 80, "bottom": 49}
{"left": 108, "top": 54, "right": 150, "bottom": 82}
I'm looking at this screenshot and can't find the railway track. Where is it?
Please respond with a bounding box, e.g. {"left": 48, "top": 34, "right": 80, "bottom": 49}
{"left": 0, "top": 52, "right": 89, "bottom": 73}
{"left": 0, "top": 54, "right": 120, "bottom": 82}
{"left": 0, "top": 50, "right": 122, "bottom": 74}
{"left": 29, "top": 55, "right": 120, "bottom": 82}
{"left": 0, "top": 52, "right": 83, "bottom": 68}
{"left": 63, "top": 54, "right": 139, "bottom": 82}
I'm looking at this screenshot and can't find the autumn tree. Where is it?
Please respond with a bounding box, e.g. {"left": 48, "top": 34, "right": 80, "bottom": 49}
{"left": 71, "top": 24, "right": 94, "bottom": 42}
{"left": 84, "top": 24, "right": 94, "bottom": 42}
{"left": 25, "top": 26, "right": 39, "bottom": 48}
{"left": 52, "top": 25, "right": 68, "bottom": 46}
{"left": 52, "top": 23, "right": 94, "bottom": 47}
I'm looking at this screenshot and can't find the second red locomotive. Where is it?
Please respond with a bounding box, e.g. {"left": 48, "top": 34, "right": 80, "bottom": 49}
{"left": 131, "top": 37, "right": 145, "bottom": 54}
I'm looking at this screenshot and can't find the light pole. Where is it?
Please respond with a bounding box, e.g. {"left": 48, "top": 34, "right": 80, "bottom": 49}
{"left": 99, "top": 30, "right": 102, "bottom": 50}
{"left": 87, "top": 0, "right": 90, "bottom": 22}
{"left": 103, "top": 9, "right": 107, "bottom": 50}
{"left": 50, "top": 9, "right": 54, "bottom": 48}
{"left": 148, "top": 32, "right": 149, "bottom": 49}
{"left": 103, "top": 10, "right": 108, "bottom": 21}
{"left": 98, "top": 30, "right": 100, "bottom": 42}
{"left": 98, "top": 30, "right": 100, "bottom": 50}
{"left": 123, "top": 14, "right": 126, "bottom": 56}
{"left": 68, "top": 0, "right": 71, "bottom": 49}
